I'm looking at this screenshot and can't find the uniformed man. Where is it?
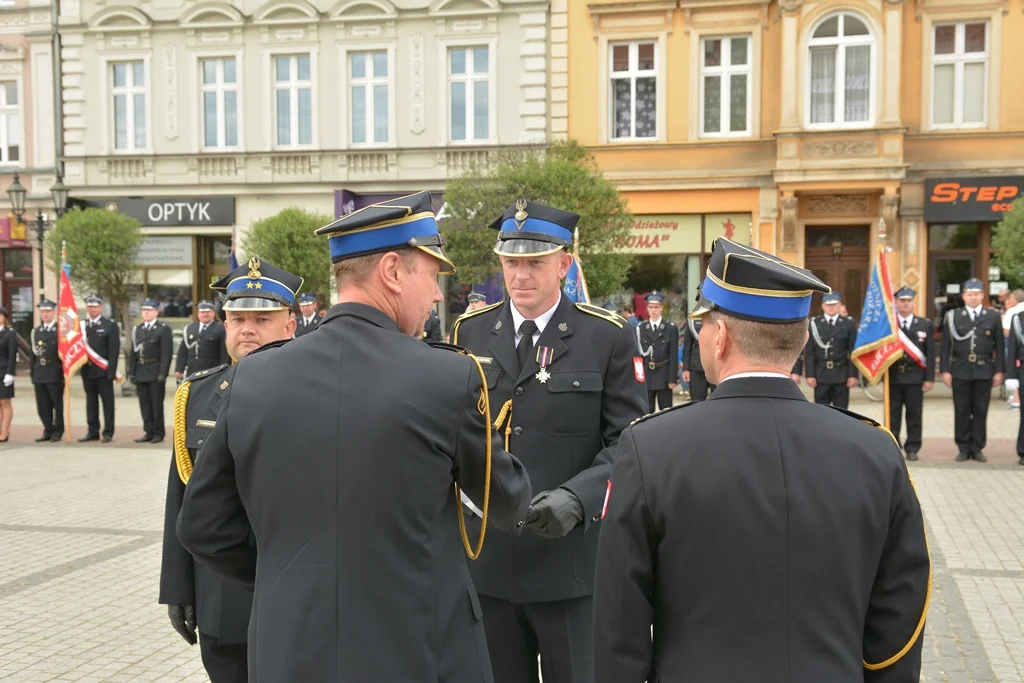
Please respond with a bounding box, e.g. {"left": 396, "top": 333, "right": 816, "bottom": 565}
{"left": 940, "top": 278, "right": 1004, "bottom": 462}
{"left": 681, "top": 294, "right": 715, "bottom": 401}
{"left": 177, "top": 191, "right": 532, "bottom": 682}
{"left": 451, "top": 199, "right": 648, "bottom": 683}
{"left": 129, "top": 299, "right": 173, "bottom": 443}
{"left": 293, "top": 293, "right": 321, "bottom": 338}
{"left": 804, "top": 292, "right": 859, "bottom": 407}
{"left": 466, "top": 291, "right": 488, "bottom": 312}
{"left": 79, "top": 295, "right": 119, "bottom": 443}
{"left": 594, "top": 238, "right": 930, "bottom": 683}
{"left": 422, "top": 307, "right": 442, "bottom": 342}
{"left": 890, "top": 286, "right": 935, "bottom": 462}
{"left": 1005, "top": 304, "right": 1024, "bottom": 466}
{"left": 174, "top": 301, "right": 228, "bottom": 382}
{"left": 161, "top": 260, "right": 302, "bottom": 683}
{"left": 31, "top": 298, "right": 64, "bottom": 442}
{"left": 636, "top": 292, "right": 678, "bottom": 412}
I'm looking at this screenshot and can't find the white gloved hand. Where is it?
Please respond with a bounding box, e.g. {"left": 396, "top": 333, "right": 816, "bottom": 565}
{"left": 3, "top": 374, "right": 13, "bottom": 387}
{"left": 1006, "top": 378, "right": 1020, "bottom": 392}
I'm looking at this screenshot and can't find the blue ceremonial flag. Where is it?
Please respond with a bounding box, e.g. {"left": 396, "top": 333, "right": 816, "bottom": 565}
{"left": 563, "top": 229, "right": 590, "bottom": 304}
{"left": 229, "top": 240, "right": 239, "bottom": 271}
{"left": 851, "top": 245, "right": 903, "bottom": 384}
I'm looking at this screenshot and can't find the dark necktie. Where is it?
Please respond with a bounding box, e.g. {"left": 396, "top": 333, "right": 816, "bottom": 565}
{"left": 517, "top": 320, "right": 538, "bottom": 373}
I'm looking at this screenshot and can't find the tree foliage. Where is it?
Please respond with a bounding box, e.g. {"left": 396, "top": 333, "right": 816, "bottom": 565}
{"left": 45, "top": 207, "right": 142, "bottom": 316}
{"left": 241, "top": 207, "right": 333, "bottom": 299}
{"left": 992, "top": 198, "right": 1024, "bottom": 288}
{"left": 441, "top": 140, "right": 635, "bottom": 297}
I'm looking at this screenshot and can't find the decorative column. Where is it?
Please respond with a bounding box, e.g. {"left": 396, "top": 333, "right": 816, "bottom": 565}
{"left": 882, "top": 0, "right": 903, "bottom": 126}
{"left": 779, "top": 0, "right": 802, "bottom": 130}
{"left": 780, "top": 195, "right": 798, "bottom": 252}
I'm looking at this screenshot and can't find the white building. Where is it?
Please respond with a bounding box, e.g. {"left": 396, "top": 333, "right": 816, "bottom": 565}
{"left": 53, "top": 0, "right": 551, "bottom": 319}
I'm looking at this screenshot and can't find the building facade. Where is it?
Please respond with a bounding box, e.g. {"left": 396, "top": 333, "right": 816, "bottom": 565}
{"left": 568, "top": 0, "right": 1024, "bottom": 321}
{"left": 46, "top": 0, "right": 549, "bottom": 325}
{"left": 0, "top": 0, "right": 61, "bottom": 341}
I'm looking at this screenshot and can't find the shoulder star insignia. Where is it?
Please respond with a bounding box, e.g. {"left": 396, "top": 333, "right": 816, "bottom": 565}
{"left": 558, "top": 322, "right": 568, "bottom": 332}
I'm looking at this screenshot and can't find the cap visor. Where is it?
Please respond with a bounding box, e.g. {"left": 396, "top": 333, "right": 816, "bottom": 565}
{"left": 689, "top": 296, "right": 714, "bottom": 320}
{"left": 416, "top": 244, "right": 456, "bottom": 275}
{"left": 222, "top": 298, "right": 291, "bottom": 312}
{"left": 493, "top": 239, "right": 567, "bottom": 257}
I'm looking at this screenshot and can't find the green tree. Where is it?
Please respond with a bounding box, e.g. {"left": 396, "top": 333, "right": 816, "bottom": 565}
{"left": 46, "top": 206, "right": 142, "bottom": 331}
{"left": 992, "top": 198, "right": 1024, "bottom": 289}
{"left": 241, "top": 207, "right": 333, "bottom": 300}
{"left": 441, "top": 140, "right": 635, "bottom": 297}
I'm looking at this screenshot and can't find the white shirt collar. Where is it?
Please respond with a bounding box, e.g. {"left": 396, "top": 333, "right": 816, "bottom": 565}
{"left": 510, "top": 297, "right": 561, "bottom": 343}
{"left": 898, "top": 314, "right": 914, "bottom": 326}
{"left": 649, "top": 317, "right": 662, "bottom": 327}
{"left": 90, "top": 316, "right": 101, "bottom": 324}
{"left": 826, "top": 315, "right": 837, "bottom": 324}
{"left": 304, "top": 315, "right": 315, "bottom": 325}
{"left": 967, "top": 306, "right": 982, "bottom": 317}
{"left": 719, "top": 371, "right": 789, "bottom": 383}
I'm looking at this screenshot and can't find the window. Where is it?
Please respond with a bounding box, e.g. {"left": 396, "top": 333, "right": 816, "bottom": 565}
{"left": 807, "top": 13, "right": 873, "bottom": 126}
{"left": 111, "top": 61, "right": 147, "bottom": 150}
{"left": 0, "top": 81, "right": 18, "bottom": 164}
{"left": 700, "top": 36, "right": 751, "bottom": 137}
{"left": 350, "top": 51, "right": 388, "bottom": 145}
{"left": 201, "top": 57, "right": 239, "bottom": 148}
{"left": 932, "top": 22, "right": 988, "bottom": 128}
{"left": 448, "top": 46, "right": 489, "bottom": 142}
{"left": 610, "top": 42, "right": 657, "bottom": 140}
{"left": 274, "top": 55, "right": 312, "bottom": 147}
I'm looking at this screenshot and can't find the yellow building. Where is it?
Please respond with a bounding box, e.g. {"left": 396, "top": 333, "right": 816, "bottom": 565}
{"left": 558, "top": 0, "right": 1024, "bottom": 320}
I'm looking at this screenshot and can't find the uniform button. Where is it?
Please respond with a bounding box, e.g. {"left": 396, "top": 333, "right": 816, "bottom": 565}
{"left": 513, "top": 426, "right": 523, "bottom": 436}
{"left": 572, "top": 380, "right": 580, "bottom": 388}
{"left": 197, "top": 439, "right": 204, "bottom": 446}
{"left": 515, "top": 386, "right": 524, "bottom": 396}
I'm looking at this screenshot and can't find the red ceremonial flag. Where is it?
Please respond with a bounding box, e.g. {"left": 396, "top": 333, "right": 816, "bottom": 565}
{"left": 58, "top": 267, "right": 89, "bottom": 378}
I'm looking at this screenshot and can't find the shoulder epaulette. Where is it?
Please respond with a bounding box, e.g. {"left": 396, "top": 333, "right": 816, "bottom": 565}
{"left": 451, "top": 300, "right": 504, "bottom": 345}
{"left": 826, "top": 405, "right": 901, "bottom": 448}
{"left": 575, "top": 302, "right": 625, "bottom": 328}
{"left": 248, "top": 338, "right": 291, "bottom": 357}
{"left": 184, "top": 363, "right": 229, "bottom": 383}
{"left": 628, "top": 401, "right": 695, "bottom": 428}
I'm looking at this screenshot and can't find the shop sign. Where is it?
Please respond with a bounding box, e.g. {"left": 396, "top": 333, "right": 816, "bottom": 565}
{"left": 619, "top": 213, "right": 752, "bottom": 254}
{"left": 0, "top": 214, "right": 28, "bottom": 247}
{"left": 112, "top": 197, "right": 236, "bottom": 226}
{"left": 924, "top": 177, "right": 1023, "bottom": 223}
{"left": 136, "top": 236, "right": 193, "bottom": 266}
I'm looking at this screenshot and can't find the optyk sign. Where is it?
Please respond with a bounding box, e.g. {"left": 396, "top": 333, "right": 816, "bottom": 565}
{"left": 112, "top": 197, "right": 235, "bottom": 227}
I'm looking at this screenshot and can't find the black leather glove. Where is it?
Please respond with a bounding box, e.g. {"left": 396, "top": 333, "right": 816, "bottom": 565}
{"left": 168, "top": 604, "right": 197, "bottom": 645}
{"left": 158, "top": 375, "right": 167, "bottom": 383}
{"left": 522, "top": 488, "right": 583, "bottom": 539}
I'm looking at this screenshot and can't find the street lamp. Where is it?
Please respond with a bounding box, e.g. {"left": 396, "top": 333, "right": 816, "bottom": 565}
{"left": 5, "top": 171, "right": 71, "bottom": 303}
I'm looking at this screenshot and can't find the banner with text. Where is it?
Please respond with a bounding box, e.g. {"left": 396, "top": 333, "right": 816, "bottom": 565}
{"left": 619, "top": 213, "right": 752, "bottom": 254}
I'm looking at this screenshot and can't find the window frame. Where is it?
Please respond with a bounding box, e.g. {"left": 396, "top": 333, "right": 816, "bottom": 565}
{"left": 698, "top": 35, "right": 753, "bottom": 139}
{"left": 803, "top": 12, "right": 877, "bottom": 130}
{"left": 0, "top": 77, "right": 22, "bottom": 166}
{"left": 269, "top": 52, "right": 316, "bottom": 149}
{"left": 445, "top": 44, "right": 493, "bottom": 145}
{"left": 106, "top": 57, "right": 151, "bottom": 154}
{"left": 436, "top": 35, "right": 497, "bottom": 147}
{"left": 929, "top": 20, "right": 989, "bottom": 130}
{"left": 197, "top": 54, "right": 243, "bottom": 152}
{"left": 608, "top": 40, "right": 659, "bottom": 142}
{"left": 339, "top": 43, "right": 396, "bottom": 149}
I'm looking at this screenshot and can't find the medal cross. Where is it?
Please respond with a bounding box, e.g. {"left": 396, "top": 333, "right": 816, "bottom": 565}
{"left": 535, "top": 367, "right": 551, "bottom": 384}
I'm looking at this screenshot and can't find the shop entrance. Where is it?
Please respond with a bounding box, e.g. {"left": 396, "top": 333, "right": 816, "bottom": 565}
{"left": 804, "top": 226, "right": 870, "bottom": 319}
{"left": 197, "top": 236, "right": 232, "bottom": 298}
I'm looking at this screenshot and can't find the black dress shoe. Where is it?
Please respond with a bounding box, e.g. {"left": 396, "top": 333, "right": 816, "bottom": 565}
{"left": 78, "top": 434, "right": 99, "bottom": 443}
{"left": 50, "top": 434, "right": 63, "bottom": 442}
{"left": 906, "top": 451, "right": 919, "bottom": 461}
{"left": 101, "top": 435, "right": 113, "bottom": 443}
{"left": 150, "top": 437, "right": 164, "bottom": 444}
{"left": 956, "top": 452, "right": 970, "bottom": 462}
{"left": 36, "top": 435, "right": 52, "bottom": 443}
{"left": 973, "top": 451, "right": 987, "bottom": 463}
{"left": 134, "top": 435, "right": 152, "bottom": 443}
{"left": 1018, "top": 456, "right": 1024, "bottom": 466}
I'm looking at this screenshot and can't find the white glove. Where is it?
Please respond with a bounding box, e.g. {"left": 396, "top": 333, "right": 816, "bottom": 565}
{"left": 3, "top": 374, "right": 13, "bottom": 387}
{"left": 1005, "top": 378, "right": 1020, "bottom": 392}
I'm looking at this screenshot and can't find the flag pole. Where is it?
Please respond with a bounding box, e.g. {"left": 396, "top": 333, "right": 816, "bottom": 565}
{"left": 61, "top": 241, "right": 72, "bottom": 443}
{"left": 879, "top": 219, "right": 891, "bottom": 432}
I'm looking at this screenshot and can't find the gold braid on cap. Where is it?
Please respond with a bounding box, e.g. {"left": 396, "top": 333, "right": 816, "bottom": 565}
{"left": 174, "top": 381, "right": 193, "bottom": 485}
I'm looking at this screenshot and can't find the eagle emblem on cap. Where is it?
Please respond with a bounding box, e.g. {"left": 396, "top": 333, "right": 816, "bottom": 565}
{"left": 514, "top": 199, "right": 528, "bottom": 230}
{"left": 248, "top": 258, "right": 262, "bottom": 279}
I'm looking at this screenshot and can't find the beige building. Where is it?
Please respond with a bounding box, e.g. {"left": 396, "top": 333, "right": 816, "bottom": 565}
{"left": 5, "top": 0, "right": 550, "bottom": 326}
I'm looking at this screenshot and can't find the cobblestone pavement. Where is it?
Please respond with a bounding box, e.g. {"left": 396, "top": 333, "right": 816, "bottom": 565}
{"left": 0, "top": 391, "right": 1022, "bottom": 681}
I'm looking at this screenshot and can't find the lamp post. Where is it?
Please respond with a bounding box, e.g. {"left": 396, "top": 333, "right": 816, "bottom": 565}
{"left": 5, "top": 171, "right": 71, "bottom": 303}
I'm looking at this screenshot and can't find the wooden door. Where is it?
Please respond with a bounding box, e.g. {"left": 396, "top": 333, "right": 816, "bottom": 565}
{"left": 804, "top": 226, "right": 871, "bottom": 320}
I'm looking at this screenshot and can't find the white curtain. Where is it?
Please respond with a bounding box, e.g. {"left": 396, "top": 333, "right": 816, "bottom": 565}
{"left": 844, "top": 45, "right": 870, "bottom": 122}
{"left": 810, "top": 46, "right": 836, "bottom": 123}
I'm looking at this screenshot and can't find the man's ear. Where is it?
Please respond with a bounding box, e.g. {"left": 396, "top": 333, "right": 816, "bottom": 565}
{"left": 377, "top": 252, "right": 404, "bottom": 295}
{"left": 558, "top": 251, "right": 573, "bottom": 279}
